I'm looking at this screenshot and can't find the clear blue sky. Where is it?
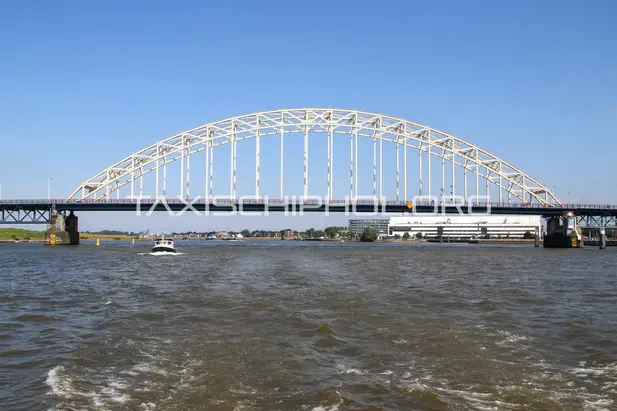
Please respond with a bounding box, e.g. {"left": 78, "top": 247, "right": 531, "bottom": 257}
{"left": 1, "top": 0, "right": 615, "bottom": 232}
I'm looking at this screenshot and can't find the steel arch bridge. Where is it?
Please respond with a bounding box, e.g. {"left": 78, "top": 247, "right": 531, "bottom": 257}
{"left": 68, "top": 108, "right": 560, "bottom": 205}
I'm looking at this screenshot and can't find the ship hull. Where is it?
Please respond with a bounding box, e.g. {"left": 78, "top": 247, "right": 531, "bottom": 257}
{"left": 151, "top": 245, "right": 176, "bottom": 253}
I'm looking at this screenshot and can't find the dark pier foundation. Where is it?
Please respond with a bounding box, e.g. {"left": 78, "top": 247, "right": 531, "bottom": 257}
{"left": 45, "top": 211, "right": 80, "bottom": 245}
{"left": 543, "top": 213, "right": 582, "bottom": 248}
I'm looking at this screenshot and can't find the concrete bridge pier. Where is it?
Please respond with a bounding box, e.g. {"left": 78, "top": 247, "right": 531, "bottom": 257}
{"left": 45, "top": 211, "right": 80, "bottom": 245}
{"left": 543, "top": 213, "right": 582, "bottom": 248}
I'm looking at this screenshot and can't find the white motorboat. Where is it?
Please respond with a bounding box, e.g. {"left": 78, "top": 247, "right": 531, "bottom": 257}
{"left": 151, "top": 235, "right": 176, "bottom": 253}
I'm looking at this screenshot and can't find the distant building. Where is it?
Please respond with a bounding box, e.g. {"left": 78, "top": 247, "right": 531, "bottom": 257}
{"left": 388, "top": 215, "right": 541, "bottom": 239}
{"left": 276, "top": 229, "right": 298, "bottom": 240}
{"left": 348, "top": 218, "right": 390, "bottom": 238}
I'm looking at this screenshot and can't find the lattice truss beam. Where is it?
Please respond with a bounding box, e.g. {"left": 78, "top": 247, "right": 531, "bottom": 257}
{"left": 577, "top": 215, "right": 617, "bottom": 228}
{"left": 68, "top": 108, "right": 560, "bottom": 205}
{"left": 0, "top": 207, "right": 51, "bottom": 225}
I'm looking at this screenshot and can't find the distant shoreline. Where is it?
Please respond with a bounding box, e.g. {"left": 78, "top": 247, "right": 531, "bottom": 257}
{"left": 77, "top": 237, "right": 537, "bottom": 245}
{"left": 1, "top": 233, "right": 538, "bottom": 246}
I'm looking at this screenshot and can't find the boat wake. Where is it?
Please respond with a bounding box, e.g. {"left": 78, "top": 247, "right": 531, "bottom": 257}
{"left": 138, "top": 251, "right": 186, "bottom": 256}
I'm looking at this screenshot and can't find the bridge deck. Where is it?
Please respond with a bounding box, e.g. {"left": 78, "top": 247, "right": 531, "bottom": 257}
{"left": 2, "top": 199, "right": 617, "bottom": 218}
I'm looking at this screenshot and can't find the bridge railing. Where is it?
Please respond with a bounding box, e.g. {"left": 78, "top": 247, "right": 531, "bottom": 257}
{"left": 0, "top": 199, "right": 53, "bottom": 204}
{"left": 3, "top": 198, "right": 617, "bottom": 210}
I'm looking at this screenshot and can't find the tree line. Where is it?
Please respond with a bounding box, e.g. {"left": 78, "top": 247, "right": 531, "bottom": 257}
{"left": 240, "top": 226, "right": 348, "bottom": 239}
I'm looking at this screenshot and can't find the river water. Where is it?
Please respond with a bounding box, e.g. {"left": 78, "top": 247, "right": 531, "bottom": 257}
{"left": 1, "top": 240, "right": 616, "bottom": 410}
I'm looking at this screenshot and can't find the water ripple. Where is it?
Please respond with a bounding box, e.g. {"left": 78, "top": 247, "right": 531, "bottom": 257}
{"left": 0, "top": 241, "right": 616, "bottom": 410}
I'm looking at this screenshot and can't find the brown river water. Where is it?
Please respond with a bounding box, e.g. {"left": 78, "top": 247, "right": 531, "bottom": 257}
{"left": 1, "top": 241, "right": 616, "bottom": 410}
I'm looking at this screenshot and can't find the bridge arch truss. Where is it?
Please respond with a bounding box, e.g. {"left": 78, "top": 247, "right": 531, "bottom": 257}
{"left": 68, "top": 108, "right": 560, "bottom": 205}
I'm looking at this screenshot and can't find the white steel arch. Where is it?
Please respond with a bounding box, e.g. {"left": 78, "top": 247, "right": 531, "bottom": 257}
{"left": 67, "top": 108, "right": 560, "bottom": 205}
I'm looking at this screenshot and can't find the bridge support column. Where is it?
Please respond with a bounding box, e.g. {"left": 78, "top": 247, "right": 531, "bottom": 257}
{"left": 534, "top": 227, "right": 540, "bottom": 248}
{"left": 45, "top": 211, "right": 80, "bottom": 245}
{"left": 599, "top": 228, "right": 607, "bottom": 250}
{"left": 543, "top": 212, "right": 581, "bottom": 248}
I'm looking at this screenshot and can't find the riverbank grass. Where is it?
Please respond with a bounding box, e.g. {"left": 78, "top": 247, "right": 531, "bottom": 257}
{"left": 0, "top": 228, "right": 45, "bottom": 241}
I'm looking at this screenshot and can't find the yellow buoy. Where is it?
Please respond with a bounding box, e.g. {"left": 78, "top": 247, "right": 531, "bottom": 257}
{"left": 96, "top": 238, "right": 100, "bottom": 246}
{"left": 131, "top": 238, "right": 135, "bottom": 245}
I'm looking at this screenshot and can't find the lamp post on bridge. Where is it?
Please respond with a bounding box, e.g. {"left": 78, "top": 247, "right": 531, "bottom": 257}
{"left": 48, "top": 177, "right": 52, "bottom": 200}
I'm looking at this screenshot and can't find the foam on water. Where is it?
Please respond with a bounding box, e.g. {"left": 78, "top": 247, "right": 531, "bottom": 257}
{"left": 45, "top": 366, "right": 71, "bottom": 397}
{"left": 385, "top": 356, "right": 617, "bottom": 411}
{"left": 335, "top": 362, "right": 366, "bottom": 376}
{"left": 495, "top": 329, "right": 533, "bottom": 345}
{"left": 41, "top": 326, "right": 617, "bottom": 411}
{"left": 46, "top": 365, "right": 135, "bottom": 409}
